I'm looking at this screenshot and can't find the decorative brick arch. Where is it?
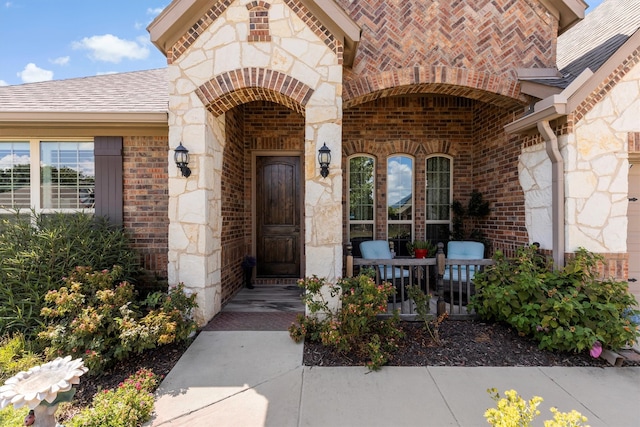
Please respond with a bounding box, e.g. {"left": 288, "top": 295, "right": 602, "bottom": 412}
{"left": 343, "top": 66, "right": 527, "bottom": 109}
{"left": 196, "top": 68, "right": 314, "bottom": 116}
{"left": 343, "top": 139, "right": 456, "bottom": 158}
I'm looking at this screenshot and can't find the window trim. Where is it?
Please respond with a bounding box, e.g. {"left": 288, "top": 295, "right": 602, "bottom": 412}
{"left": 425, "top": 154, "right": 453, "bottom": 231}
{"left": 347, "top": 154, "right": 376, "bottom": 244}
{"left": 0, "top": 138, "right": 95, "bottom": 214}
{"left": 386, "top": 153, "right": 415, "bottom": 246}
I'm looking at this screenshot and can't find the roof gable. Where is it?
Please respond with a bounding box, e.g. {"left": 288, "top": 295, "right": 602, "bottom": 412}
{"left": 148, "top": 0, "right": 360, "bottom": 66}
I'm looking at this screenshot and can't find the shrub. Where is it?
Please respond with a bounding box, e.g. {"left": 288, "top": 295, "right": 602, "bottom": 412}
{"left": 289, "top": 274, "right": 404, "bottom": 370}
{"left": 39, "top": 266, "right": 197, "bottom": 373}
{"left": 485, "top": 388, "right": 589, "bottom": 427}
{"left": 0, "top": 333, "right": 42, "bottom": 383}
{"left": 0, "top": 211, "right": 140, "bottom": 339}
{"left": 470, "top": 246, "right": 640, "bottom": 353}
{"left": 0, "top": 405, "right": 28, "bottom": 427}
{"left": 67, "top": 368, "right": 160, "bottom": 427}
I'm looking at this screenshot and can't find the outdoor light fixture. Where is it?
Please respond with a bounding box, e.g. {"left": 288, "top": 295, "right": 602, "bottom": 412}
{"left": 174, "top": 142, "right": 191, "bottom": 178}
{"left": 318, "top": 143, "right": 331, "bottom": 178}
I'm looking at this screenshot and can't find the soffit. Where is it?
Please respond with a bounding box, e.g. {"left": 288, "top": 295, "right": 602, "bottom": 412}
{"left": 540, "top": 0, "right": 587, "bottom": 34}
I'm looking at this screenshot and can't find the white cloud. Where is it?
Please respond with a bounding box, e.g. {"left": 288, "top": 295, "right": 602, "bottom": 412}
{"left": 147, "top": 7, "right": 164, "bottom": 16}
{"left": 387, "top": 158, "right": 414, "bottom": 207}
{"left": 50, "top": 56, "right": 70, "bottom": 66}
{"left": 4, "top": 2, "right": 12, "bottom": 8}
{"left": 72, "top": 34, "right": 149, "bottom": 63}
{"left": 0, "top": 80, "right": 8, "bottom": 86}
{"left": 17, "top": 63, "right": 53, "bottom": 83}
{"left": 0, "top": 153, "right": 30, "bottom": 170}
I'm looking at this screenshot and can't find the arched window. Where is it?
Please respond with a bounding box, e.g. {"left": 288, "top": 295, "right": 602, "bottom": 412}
{"left": 425, "top": 155, "right": 452, "bottom": 243}
{"left": 387, "top": 155, "right": 413, "bottom": 256}
{"left": 348, "top": 155, "right": 375, "bottom": 257}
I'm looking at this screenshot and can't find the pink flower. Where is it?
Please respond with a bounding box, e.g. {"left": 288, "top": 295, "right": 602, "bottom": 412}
{"left": 590, "top": 341, "right": 602, "bottom": 358}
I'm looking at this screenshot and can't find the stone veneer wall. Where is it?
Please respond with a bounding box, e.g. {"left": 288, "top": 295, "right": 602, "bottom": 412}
{"left": 122, "top": 136, "right": 169, "bottom": 280}
{"left": 167, "top": 0, "right": 344, "bottom": 323}
{"left": 517, "top": 58, "right": 640, "bottom": 279}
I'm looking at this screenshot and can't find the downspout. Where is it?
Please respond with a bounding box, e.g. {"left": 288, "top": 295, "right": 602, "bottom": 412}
{"left": 537, "top": 120, "right": 565, "bottom": 270}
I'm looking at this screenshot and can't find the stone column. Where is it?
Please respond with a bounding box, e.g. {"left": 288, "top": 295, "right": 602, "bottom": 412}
{"left": 304, "top": 77, "right": 343, "bottom": 313}
{"left": 167, "top": 93, "right": 223, "bottom": 326}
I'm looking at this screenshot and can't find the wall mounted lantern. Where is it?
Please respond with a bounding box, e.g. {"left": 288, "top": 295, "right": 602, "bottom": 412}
{"left": 318, "top": 143, "right": 331, "bottom": 178}
{"left": 174, "top": 142, "right": 191, "bottom": 178}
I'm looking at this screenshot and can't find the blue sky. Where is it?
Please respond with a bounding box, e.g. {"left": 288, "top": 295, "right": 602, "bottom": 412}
{"left": 0, "top": 1, "right": 168, "bottom": 86}
{"left": 0, "top": 0, "right": 604, "bottom": 87}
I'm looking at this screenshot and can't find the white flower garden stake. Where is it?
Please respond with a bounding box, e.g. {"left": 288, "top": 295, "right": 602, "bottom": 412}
{"left": 0, "top": 356, "right": 88, "bottom": 427}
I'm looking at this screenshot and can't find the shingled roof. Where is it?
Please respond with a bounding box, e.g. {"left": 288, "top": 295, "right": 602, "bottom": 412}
{"left": 551, "top": 0, "right": 640, "bottom": 89}
{"left": 0, "top": 68, "right": 168, "bottom": 113}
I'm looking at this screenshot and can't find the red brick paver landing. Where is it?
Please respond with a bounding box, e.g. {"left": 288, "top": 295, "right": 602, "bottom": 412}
{"left": 202, "top": 311, "right": 301, "bottom": 331}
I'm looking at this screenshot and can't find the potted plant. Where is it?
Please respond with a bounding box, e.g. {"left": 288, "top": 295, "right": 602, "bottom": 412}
{"left": 241, "top": 255, "right": 256, "bottom": 289}
{"left": 407, "top": 240, "right": 435, "bottom": 258}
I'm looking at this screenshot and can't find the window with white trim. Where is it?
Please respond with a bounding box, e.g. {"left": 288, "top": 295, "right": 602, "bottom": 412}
{"left": 0, "top": 140, "right": 94, "bottom": 212}
{"left": 387, "top": 155, "right": 413, "bottom": 256}
{"left": 425, "top": 155, "right": 452, "bottom": 243}
{"left": 348, "top": 155, "right": 375, "bottom": 257}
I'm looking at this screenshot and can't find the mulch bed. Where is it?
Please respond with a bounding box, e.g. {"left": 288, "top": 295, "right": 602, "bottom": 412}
{"left": 303, "top": 320, "right": 640, "bottom": 368}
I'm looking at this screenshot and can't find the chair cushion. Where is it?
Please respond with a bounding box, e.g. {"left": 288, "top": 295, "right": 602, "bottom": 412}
{"left": 447, "top": 241, "right": 484, "bottom": 259}
{"left": 359, "top": 240, "right": 393, "bottom": 259}
{"left": 443, "top": 241, "right": 484, "bottom": 282}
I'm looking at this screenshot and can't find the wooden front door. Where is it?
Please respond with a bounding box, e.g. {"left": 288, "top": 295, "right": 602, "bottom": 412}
{"left": 256, "top": 156, "right": 301, "bottom": 277}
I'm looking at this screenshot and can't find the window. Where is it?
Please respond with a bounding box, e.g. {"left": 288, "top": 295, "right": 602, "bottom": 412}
{"left": 348, "top": 155, "right": 375, "bottom": 257}
{"left": 387, "top": 155, "right": 413, "bottom": 256}
{"left": 425, "top": 155, "right": 452, "bottom": 243}
{"left": 0, "top": 140, "right": 94, "bottom": 212}
{"left": 0, "top": 142, "right": 31, "bottom": 209}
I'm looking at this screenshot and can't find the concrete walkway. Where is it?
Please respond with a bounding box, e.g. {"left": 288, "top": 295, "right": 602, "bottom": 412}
{"left": 149, "top": 330, "right": 640, "bottom": 427}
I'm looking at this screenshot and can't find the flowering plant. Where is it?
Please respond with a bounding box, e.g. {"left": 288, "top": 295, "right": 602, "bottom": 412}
{"left": 485, "top": 388, "right": 589, "bottom": 427}
{"left": 289, "top": 274, "right": 403, "bottom": 370}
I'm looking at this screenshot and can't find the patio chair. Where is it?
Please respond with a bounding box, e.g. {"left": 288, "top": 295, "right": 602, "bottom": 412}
{"left": 359, "top": 240, "right": 411, "bottom": 301}
{"left": 442, "top": 241, "right": 484, "bottom": 304}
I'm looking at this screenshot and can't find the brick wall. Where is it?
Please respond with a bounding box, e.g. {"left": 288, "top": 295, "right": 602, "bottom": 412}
{"left": 472, "top": 102, "right": 529, "bottom": 255}
{"left": 221, "top": 106, "right": 247, "bottom": 304}
{"left": 342, "top": 95, "right": 528, "bottom": 253}
{"left": 338, "top": 0, "right": 557, "bottom": 79}
{"left": 122, "top": 136, "right": 169, "bottom": 280}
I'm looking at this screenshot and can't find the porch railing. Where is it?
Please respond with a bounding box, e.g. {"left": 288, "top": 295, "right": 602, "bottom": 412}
{"left": 345, "top": 242, "right": 495, "bottom": 319}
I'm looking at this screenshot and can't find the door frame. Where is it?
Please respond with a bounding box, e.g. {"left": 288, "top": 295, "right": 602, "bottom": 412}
{"left": 252, "top": 151, "right": 305, "bottom": 278}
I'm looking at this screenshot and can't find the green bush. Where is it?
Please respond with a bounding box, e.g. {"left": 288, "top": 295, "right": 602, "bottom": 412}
{"left": 289, "top": 274, "right": 403, "bottom": 370}
{"left": 67, "top": 368, "right": 159, "bottom": 427}
{"left": 0, "top": 405, "right": 28, "bottom": 427}
{"left": 0, "top": 211, "right": 140, "bottom": 339}
{"left": 0, "top": 333, "right": 42, "bottom": 383}
{"left": 39, "top": 266, "right": 197, "bottom": 373}
{"left": 470, "top": 246, "right": 640, "bottom": 353}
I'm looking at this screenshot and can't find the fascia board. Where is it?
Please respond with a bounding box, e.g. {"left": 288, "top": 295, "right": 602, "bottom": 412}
{"left": 566, "top": 28, "right": 640, "bottom": 112}
{"left": 519, "top": 81, "right": 563, "bottom": 99}
{"left": 0, "top": 112, "right": 168, "bottom": 124}
{"left": 504, "top": 69, "right": 593, "bottom": 134}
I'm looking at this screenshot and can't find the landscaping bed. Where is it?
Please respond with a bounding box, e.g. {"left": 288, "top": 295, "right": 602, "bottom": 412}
{"left": 303, "top": 320, "right": 640, "bottom": 368}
